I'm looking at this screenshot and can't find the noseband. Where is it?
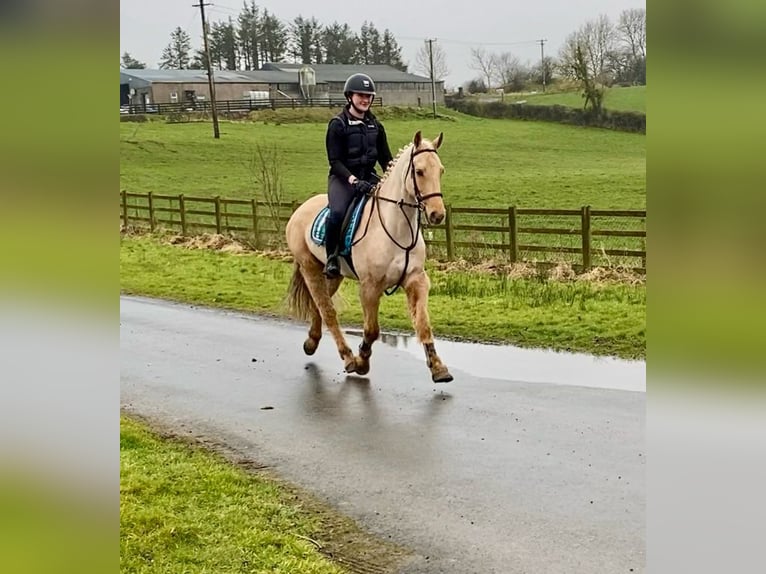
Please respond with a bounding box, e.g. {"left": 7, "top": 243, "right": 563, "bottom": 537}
{"left": 406, "top": 147, "right": 444, "bottom": 208}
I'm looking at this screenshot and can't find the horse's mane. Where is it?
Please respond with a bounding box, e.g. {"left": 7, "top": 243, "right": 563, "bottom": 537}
{"left": 377, "top": 143, "right": 411, "bottom": 187}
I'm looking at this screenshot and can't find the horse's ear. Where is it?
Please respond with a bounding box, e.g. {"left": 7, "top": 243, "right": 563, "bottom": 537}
{"left": 433, "top": 132, "right": 444, "bottom": 149}
{"left": 413, "top": 131, "right": 422, "bottom": 148}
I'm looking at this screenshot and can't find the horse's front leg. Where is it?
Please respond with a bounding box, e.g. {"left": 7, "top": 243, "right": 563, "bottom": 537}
{"left": 355, "top": 282, "right": 383, "bottom": 376}
{"left": 404, "top": 271, "right": 453, "bottom": 383}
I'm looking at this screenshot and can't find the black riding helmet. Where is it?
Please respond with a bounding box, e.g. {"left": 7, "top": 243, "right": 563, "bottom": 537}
{"left": 343, "top": 73, "right": 376, "bottom": 100}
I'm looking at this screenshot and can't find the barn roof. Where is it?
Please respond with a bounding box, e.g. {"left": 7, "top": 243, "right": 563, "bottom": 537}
{"left": 120, "top": 64, "right": 433, "bottom": 85}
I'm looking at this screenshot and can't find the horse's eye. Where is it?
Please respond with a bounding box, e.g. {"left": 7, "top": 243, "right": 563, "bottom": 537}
{"left": 416, "top": 169, "right": 424, "bottom": 177}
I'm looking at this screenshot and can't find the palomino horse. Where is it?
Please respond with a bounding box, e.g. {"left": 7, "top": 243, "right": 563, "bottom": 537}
{"left": 285, "top": 131, "right": 453, "bottom": 382}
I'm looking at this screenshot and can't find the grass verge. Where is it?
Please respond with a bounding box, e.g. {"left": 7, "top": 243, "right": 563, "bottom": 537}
{"left": 121, "top": 414, "right": 409, "bottom": 574}
{"left": 120, "top": 233, "right": 645, "bottom": 359}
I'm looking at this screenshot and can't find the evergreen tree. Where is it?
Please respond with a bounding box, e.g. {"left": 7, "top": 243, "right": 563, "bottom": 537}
{"left": 290, "top": 15, "right": 322, "bottom": 64}
{"left": 381, "top": 29, "right": 406, "bottom": 70}
{"left": 159, "top": 27, "right": 192, "bottom": 69}
{"left": 121, "top": 52, "right": 146, "bottom": 69}
{"left": 260, "top": 10, "right": 287, "bottom": 64}
{"left": 322, "top": 22, "right": 357, "bottom": 64}
{"left": 210, "top": 19, "right": 238, "bottom": 70}
{"left": 237, "top": 1, "right": 260, "bottom": 70}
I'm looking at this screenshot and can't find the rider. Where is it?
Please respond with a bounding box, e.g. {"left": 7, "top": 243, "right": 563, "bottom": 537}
{"left": 323, "top": 72, "right": 393, "bottom": 278}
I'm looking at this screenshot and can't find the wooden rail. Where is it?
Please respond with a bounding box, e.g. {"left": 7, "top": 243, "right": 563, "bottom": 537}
{"left": 120, "top": 191, "right": 646, "bottom": 272}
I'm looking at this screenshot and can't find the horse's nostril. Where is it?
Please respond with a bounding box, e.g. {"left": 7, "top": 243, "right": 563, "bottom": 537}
{"left": 430, "top": 212, "right": 444, "bottom": 225}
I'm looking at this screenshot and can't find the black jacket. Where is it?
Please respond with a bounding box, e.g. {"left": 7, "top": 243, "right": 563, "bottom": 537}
{"left": 326, "top": 106, "right": 393, "bottom": 181}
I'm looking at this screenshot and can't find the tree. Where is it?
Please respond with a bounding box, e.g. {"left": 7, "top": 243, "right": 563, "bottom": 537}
{"left": 614, "top": 8, "right": 646, "bottom": 85}
{"left": 237, "top": 1, "right": 260, "bottom": 70}
{"left": 159, "top": 27, "right": 192, "bottom": 69}
{"left": 356, "top": 21, "right": 382, "bottom": 65}
{"left": 260, "top": 10, "right": 288, "bottom": 64}
{"left": 571, "top": 44, "right": 604, "bottom": 112}
{"left": 322, "top": 22, "right": 357, "bottom": 64}
{"left": 290, "top": 15, "right": 323, "bottom": 64}
{"left": 558, "top": 15, "right": 616, "bottom": 85}
{"left": 210, "top": 19, "right": 238, "bottom": 70}
{"left": 380, "top": 29, "right": 406, "bottom": 71}
{"left": 617, "top": 8, "right": 646, "bottom": 60}
{"left": 469, "top": 47, "right": 498, "bottom": 89}
{"left": 121, "top": 52, "right": 146, "bottom": 69}
{"left": 496, "top": 52, "right": 529, "bottom": 92}
{"left": 190, "top": 48, "right": 206, "bottom": 70}
{"left": 531, "top": 56, "right": 556, "bottom": 88}
{"left": 415, "top": 40, "right": 448, "bottom": 81}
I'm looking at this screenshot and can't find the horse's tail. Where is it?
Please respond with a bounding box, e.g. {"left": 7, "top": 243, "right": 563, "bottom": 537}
{"left": 286, "top": 263, "right": 315, "bottom": 321}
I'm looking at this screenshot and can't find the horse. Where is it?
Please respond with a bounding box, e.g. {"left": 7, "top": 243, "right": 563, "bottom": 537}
{"left": 285, "top": 130, "right": 453, "bottom": 383}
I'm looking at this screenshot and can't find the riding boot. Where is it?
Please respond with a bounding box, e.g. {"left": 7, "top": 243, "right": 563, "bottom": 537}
{"left": 323, "top": 219, "right": 342, "bottom": 278}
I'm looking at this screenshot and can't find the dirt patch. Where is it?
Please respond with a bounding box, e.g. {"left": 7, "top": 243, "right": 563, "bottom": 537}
{"left": 167, "top": 233, "right": 250, "bottom": 254}
{"left": 122, "top": 409, "right": 414, "bottom": 574}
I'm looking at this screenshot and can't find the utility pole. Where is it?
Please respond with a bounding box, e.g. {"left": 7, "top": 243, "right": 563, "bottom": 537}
{"left": 194, "top": 1, "right": 220, "bottom": 139}
{"left": 539, "top": 38, "right": 547, "bottom": 93}
{"left": 426, "top": 39, "right": 437, "bottom": 119}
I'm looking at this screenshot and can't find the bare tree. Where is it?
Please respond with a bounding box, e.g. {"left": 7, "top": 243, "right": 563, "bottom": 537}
{"left": 248, "top": 144, "right": 285, "bottom": 239}
{"left": 558, "top": 15, "right": 616, "bottom": 85}
{"left": 414, "top": 40, "right": 449, "bottom": 81}
{"left": 496, "top": 52, "right": 530, "bottom": 92}
{"left": 617, "top": 8, "right": 646, "bottom": 60}
{"left": 469, "top": 47, "right": 498, "bottom": 89}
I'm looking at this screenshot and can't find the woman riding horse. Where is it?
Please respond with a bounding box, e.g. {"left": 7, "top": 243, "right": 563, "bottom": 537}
{"left": 286, "top": 122, "right": 453, "bottom": 383}
{"left": 323, "top": 73, "right": 393, "bottom": 278}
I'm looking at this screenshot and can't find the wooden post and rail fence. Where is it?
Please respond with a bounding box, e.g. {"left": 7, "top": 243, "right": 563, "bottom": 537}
{"left": 120, "top": 190, "right": 646, "bottom": 272}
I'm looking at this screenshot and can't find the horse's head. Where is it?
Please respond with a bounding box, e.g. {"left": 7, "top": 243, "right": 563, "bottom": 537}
{"left": 408, "top": 131, "right": 446, "bottom": 225}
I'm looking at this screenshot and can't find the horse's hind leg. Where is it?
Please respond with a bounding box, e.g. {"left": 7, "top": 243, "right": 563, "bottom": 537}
{"left": 303, "top": 276, "right": 343, "bottom": 355}
{"left": 355, "top": 282, "right": 383, "bottom": 376}
{"left": 301, "top": 264, "right": 357, "bottom": 372}
{"left": 404, "top": 271, "right": 453, "bottom": 383}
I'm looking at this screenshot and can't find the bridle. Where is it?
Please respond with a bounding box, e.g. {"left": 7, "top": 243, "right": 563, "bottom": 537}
{"left": 352, "top": 146, "right": 443, "bottom": 295}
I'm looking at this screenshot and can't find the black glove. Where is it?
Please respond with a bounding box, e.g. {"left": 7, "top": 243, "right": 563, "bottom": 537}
{"left": 353, "top": 179, "right": 374, "bottom": 195}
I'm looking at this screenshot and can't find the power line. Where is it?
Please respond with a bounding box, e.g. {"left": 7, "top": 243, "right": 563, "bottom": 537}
{"left": 398, "top": 36, "right": 540, "bottom": 48}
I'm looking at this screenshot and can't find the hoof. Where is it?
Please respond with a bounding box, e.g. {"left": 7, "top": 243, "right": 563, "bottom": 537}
{"left": 303, "top": 338, "right": 318, "bottom": 355}
{"left": 432, "top": 367, "right": 454, "bottom": 383}
{"left": 354, "top": 359, "right": 370, "bottom": 376}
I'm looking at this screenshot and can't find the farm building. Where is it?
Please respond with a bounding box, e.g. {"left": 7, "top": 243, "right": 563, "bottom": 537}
{"left": 119, "top": 64, "right": 443, "bottom": 109}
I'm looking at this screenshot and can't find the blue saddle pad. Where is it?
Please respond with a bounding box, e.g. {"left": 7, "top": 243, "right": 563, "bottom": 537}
{"left": 310, "top": 194, "right": 370, "bottom": 256}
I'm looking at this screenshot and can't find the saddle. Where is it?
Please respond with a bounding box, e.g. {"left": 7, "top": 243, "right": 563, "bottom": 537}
{"left": 310, "top": 193, "right": 370, "bottom": 257}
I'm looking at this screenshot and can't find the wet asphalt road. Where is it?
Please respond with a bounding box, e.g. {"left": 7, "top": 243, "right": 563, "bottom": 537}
{"left": 120, "top": 295, "right": 645, "bottom": 574}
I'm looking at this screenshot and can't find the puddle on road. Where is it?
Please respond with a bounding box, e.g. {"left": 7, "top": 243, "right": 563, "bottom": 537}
{"left": 345, "top": 330, "right": 645, "bottom": 392}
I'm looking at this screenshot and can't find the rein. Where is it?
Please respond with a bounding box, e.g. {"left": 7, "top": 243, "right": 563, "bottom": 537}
{"left": 352, "top": 147, "right": 442, "bottom": 296}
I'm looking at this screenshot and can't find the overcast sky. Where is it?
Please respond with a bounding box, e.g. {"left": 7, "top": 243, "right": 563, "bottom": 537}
{"left": 120, "top": 0, "right": 643, "bottom": 88}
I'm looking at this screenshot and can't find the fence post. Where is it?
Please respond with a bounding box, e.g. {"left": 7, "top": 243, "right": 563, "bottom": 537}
{"left": 179, "top": 194, "right": 187, "bottom": 235}
{"left": 445, "top": 204, "right": 454, "bottom": 261}
{"left": 122, "top": 189, "right": 128, "bottom": 229}
{"left": 581, "top": 205, "right": 591, "bottom": 271}
{"left": 214, "top": 196, "right": 222, "bottom": 234}
{"left": 251, "top": 199, "right": 260, "bottom": 248}
{"left": 508, "top": 206, "right": 518, "bottom": 263}
{"left": 147, "top": 191, "right": 155, "bottom": 232}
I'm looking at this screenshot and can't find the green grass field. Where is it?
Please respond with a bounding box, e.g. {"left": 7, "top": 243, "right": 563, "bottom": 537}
{"left": 120, "top": 109, "right": 645, "bottom": 210}
{"left": 503, "top": 85, "right": 646, "bottom": 113}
